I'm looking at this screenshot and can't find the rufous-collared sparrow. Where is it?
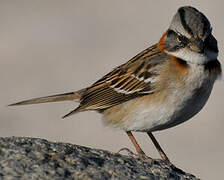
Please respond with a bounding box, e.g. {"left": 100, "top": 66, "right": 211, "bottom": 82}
{"left": 9, "top": 6, "right": 222, "bottom": 165}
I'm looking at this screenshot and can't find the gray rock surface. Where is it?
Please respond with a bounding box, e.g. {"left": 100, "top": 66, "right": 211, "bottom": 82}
{"left": 0, "top": 137, "right": 199, "bottom": 180}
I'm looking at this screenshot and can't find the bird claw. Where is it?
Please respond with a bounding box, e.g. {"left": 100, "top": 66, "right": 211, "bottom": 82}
{"left": 117, "top": 147, "right": 136, "bottom": 156}
{"left": 117, "top": 147, "right": 151, "bottom": 160}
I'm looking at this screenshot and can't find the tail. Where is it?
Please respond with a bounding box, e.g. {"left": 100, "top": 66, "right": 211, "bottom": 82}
{"left": 8, "top": 88, "right": 86, "bottom": 106}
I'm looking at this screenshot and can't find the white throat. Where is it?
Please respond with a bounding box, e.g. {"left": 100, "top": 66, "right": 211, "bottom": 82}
{"left": 165, "top": 48, "right": 218, "bottom": 64}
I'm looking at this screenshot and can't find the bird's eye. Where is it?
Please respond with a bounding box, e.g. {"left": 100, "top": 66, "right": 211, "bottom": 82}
{"left": 177, "top": 35, "right": 184, "bottom": 42}
{"left": 177, "top": 36, "right": 182, "bottom": 43}
{"left": 177, "top": 35, "right": 188, "bottom": 45}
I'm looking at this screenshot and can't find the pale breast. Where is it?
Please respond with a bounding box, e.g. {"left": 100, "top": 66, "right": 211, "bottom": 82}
{"left": 102, "top": 59, "right": 220, "bottom": 132}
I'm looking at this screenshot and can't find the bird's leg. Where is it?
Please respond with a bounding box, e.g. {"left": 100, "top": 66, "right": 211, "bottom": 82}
{"left": 125, "top": 131, "right": 146, "bottom": 157}
{"left": 147, "top": 132, "right": 172, "bottom": 165}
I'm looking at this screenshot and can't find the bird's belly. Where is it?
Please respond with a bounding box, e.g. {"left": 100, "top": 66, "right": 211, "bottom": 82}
{"left": 125, "top": 81, "right": 214, "bottom": 132}
{"left": 102, "top": 63, "right": 218, "bottom": 132}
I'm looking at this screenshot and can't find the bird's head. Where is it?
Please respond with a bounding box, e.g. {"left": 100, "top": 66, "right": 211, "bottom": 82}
{"left": 158, "top": 6, "right": 218, "bottom": 64}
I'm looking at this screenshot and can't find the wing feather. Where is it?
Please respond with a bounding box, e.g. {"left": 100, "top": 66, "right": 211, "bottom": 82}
{"left": 63, "top": 44, "right": 167, "bottom": 117}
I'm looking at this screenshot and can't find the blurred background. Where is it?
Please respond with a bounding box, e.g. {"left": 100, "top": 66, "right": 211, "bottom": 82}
{"left": 1, "top": 0, "right": 223, "bottom": 179}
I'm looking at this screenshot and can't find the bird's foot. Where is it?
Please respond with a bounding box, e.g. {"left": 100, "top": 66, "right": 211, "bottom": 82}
{"left": 117, "top": 147, "right": 135, "bottom": 156}
{"left": 117, "top": 147, "right": 151, "bottom": 160}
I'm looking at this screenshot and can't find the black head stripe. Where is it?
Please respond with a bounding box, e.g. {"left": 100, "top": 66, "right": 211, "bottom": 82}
{"left": 177, "top": 6, "right": 212, "bottom": 39}
{"left": 178, "top": 8, "right": 194, "bottom": 36}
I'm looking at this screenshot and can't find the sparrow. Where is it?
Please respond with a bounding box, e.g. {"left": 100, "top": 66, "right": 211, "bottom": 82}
{"left": 9, "top": 6, "right": 221, "bottom": 165}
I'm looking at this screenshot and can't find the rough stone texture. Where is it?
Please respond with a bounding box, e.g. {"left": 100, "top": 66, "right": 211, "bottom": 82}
{"left": 0, "top": 137, "right": 199, "bottom": 180}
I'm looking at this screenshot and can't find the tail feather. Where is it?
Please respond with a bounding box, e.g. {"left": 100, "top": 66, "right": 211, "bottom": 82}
{"left": 62, "top": 108, "right": 79, "bottom": 119}
{"left": 8, "top": 88, "right": 86, "bottom": 106}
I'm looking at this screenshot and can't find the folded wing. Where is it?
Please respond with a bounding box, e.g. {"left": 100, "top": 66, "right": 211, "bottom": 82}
{"left": 63, "top": 44, "right": 166, "bottom": 118}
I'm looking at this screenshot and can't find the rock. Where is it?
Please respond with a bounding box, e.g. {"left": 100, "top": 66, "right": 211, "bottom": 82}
{"left": 0, "top": 137, "right": 199, "bottom": 180}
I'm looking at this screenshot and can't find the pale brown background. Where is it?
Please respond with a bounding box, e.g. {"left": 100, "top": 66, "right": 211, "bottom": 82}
{"left": 1, "top": 1, "right": 224, "bottom": 179}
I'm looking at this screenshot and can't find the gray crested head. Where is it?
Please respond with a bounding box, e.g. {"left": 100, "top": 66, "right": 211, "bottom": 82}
{"left": 162, "top": 6, "right": 218, "bottom": 65}
{"left": 170, "top": 6, "right": 211, "bottom": 40}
